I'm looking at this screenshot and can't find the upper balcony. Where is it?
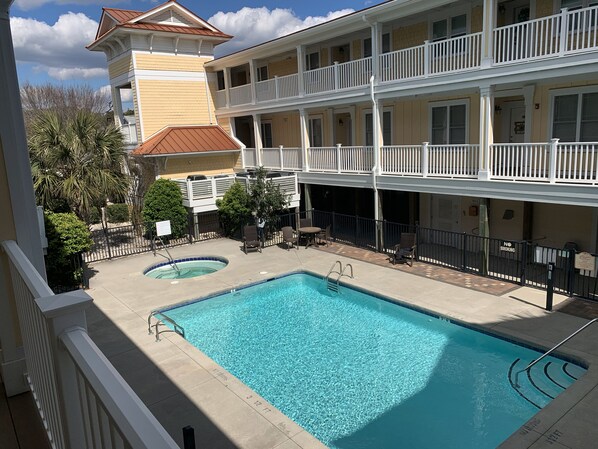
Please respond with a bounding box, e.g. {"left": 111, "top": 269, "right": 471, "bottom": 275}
{"left": 210, "top": 5, "right": 598, "bottom": 111}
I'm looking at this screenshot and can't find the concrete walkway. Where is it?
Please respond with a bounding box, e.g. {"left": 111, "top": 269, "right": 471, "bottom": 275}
{"left": 86, "top": 238, "right": 598, "bottom": 449}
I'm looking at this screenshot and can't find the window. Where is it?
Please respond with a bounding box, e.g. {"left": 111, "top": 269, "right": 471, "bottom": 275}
{"left": 216, "top": 71, "right": 225, "bottom": 91}
{"left": 364, "top": 111, "right": 392, "bottom": 146}
{"left": 260, "top": 122, "right": 273, "bottom": 148}
{"left": 552, "top": 91, "right": 598, "bottom": 142}
{"left": 308, "top": 117, "right": 323, "bottom": 147}
{"left": 305, "top": 52, "right": 320, "bottom": 70}
{"left": 432, "top": 14, "right": 467, "bottom": 41}
{"left": 382, "top": 33, "right": 391, "bottom": 53}
{"left": 561, "top": 0, "right": 598, "bottom": 10}
{"left": 257, "top": 66, "right": 268, "bottom": 82}
{"left": 363, "top": 38, "right": 372, "bottom": 58}
{"left": 431, "top": 103, "right": 467, "bottom": 144}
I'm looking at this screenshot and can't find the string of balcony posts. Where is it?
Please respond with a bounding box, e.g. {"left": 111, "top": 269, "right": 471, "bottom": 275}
{"left": 215, "top": 6, "right": 598, "bottom": 108}
{"left": 242, "top": 140, "right": 598, "bottom": 184}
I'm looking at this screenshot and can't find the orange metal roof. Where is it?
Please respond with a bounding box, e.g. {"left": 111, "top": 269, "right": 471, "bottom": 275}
{"left": 131, "top": 126, "right": 241, "bottom": 157}
{"left": 103, "top": 7, "right": 143, "bottom": 24}
{"left": 118, "top": 22, "right": 231, "bottom": 38}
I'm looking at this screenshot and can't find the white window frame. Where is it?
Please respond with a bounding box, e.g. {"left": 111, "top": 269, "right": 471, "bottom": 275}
{"left": 260, "top": 120, "right": 273, "bottom": 148}
{"left": 308, "top": 114, "right": 324, "bottom": 148}
{"left": 549, "top": 85, "right": 598, "bottom": 142}
{"left": 362, "top": 108, "right": 393, "bottom": 146}
{"left": 257, "top": 65, "right": 268, "bottom": 82}
{"left": 305, "top": 51, "right": 320, "bottom": 71}
{"left": 429, "top": 9, "right": 470, "bottom": 41}
{"left": 428, "top": 99, "right": 469, "bottom": 145}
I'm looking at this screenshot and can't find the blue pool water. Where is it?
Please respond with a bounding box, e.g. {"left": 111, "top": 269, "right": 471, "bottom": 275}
{"left": 144, "top": 257, "right": 227, "bottom": 279}
{"left": 163, "top": 273, "right": 585, "bottom": 449}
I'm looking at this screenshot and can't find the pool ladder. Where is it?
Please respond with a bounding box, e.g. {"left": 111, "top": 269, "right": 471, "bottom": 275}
{"left": 147, "top": 310, "right": 186, "bottom": 342}
{"left": 325, "top": 260, "right": 354, "bottom": 293}
{"left": 152, "top": 236, "right": 180, "bottom": 274}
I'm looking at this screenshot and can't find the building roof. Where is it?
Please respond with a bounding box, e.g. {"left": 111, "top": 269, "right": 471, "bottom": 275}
{"left": 89, "top": 1, "right": 232, "bottom": 48}
{"left": 131, "top": 126, "right": 241, "bottom": 157}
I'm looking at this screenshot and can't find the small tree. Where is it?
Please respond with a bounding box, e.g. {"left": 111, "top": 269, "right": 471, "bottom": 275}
{"left": 141, "top": 178, "right": 188, "bottom": 238}
{"left": 44, "top": 212, "right": 92, "bottom": 291}
{"left": 249, "top": 167, "right": 290, "bottom": 233}
{"left": 216, "top": 182, "right": 252, "bottom": 237}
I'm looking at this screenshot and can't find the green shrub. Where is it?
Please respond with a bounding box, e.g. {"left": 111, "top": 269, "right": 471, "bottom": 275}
{"left": 88, "top": 207, "right": 101, "bottom": 224}
{"left": 141, "top": 178, "right": 188, "bottom": 238}
{"left": 216, "top": 182, "right": 252, "bottom": 237}
{"left": 106, "top": 203, "right": 130, "bottom": 223}
{"left": 44, "top": 212, "right": 92, "bottom": 291}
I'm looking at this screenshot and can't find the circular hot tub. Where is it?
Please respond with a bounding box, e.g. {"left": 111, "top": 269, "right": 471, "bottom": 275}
{"left": 144, "top": 256, "right": 228, "bottom": 280}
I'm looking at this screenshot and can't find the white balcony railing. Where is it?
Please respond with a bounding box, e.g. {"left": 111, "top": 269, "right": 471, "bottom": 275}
{"left": 381, "top": 145, "right": 424, "bottom": 175}
{"left": 0, "top": 240, "right": 179, "bottom": 449}
{"left": 304, "top": 57, "right": 372, "bottom": 95}
{"left": 308, "top": 145, "right": 374, "bottom": 173}
{"left": 120, "top": 123, "right": 138, "bottom": 145}
{"left": 214, "top": 89, "right": 227, "bottom": 108}
{"left": 261, "top": 146, "right": 302, "bottom": 170}
{"left": 229, "top": 84, "right": 253, "bottom": 106}
{"left": 427, "top": 144, "right": 480, "bottom": 178}
{"left": 243, "top": 147, "right": 258, "bottom": 167}
{"left": 494, "top": 6, "right": 598, "bottom": 64}
{"left": 428, "top": 33, "right": 482, "bottom": 74}
{"left": 491, "top": 141, "right": 598, "bottom": 184}
{"left": 255, "top": 74, "right": 300, "bottom": 102}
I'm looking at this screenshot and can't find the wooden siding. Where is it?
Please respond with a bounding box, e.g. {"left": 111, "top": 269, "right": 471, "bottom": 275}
{"left": 267, "top": 56, "right": 298, "bottom": 77}
{"left": 352, "top": 40, "right": 362, "bottom": 60}
{"left": 137, "top": 79, "right": 211, "bottom": 138}
{"left": 261, "top": 112, "right": 301, "bottom": 147}
{"left": 162, "top": 153, "right": 238, "bottom": 178}
{"left": 134, "top": 54, "right": 213, "bottom": 72}
{"left": 536, "top": 0, "right": 554, "bottom": 18}
{"left": 217, "top": 117, "right": 231, "bottom": 134}
{"left": 393, "top": 22, "right": 427, "bottom": 51}
{"left": 471, "top": 5, "right": 483, "bottom": 33}
{"left": 108, "top": 54, "right": 133, "bottom": 79}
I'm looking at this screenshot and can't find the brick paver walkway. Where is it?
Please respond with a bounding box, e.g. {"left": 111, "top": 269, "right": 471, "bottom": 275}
{"left": 314, "top": 241, "right": 598, "bottom": 320}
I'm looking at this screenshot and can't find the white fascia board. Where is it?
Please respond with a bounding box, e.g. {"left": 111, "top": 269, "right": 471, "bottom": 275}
{"left": 206, "top": 0, "right": 453, "bottom": 70}
{"left": 90, "top": 28, "right": 227, "bottom": 52}
{"left": 130, "top": 2, "right": 219, "bottom": 33}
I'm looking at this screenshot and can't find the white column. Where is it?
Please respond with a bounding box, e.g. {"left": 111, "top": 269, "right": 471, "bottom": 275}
{"left": 478, "top": 85, "right": 494, "bottom": 180}
{"left": 224, "top": 67, "right": 231, "bottom": 107}
{"left": 112, "top": 85, "right": 124, "bottom": 127}
{"left": 370, "top": 21, "right": 380, "bottom": 81}
{"left": 252, "top": 113, "right": 263, "bottom": 167}
{"left": 481, "top": 0, "right": 497, "bottom": 67}
{"left": 371, "top": 86, "right": 383, "bottom": 175}
{"left": 299, "top": 108, "right": 310, "bottom": 171}
{"left": 296, "top": 45, "right": 305, "bottom": 97}
{"left": 523, "top": 84, "right": 535, "bottom": 143}
{"left": 249, "top": 59, "right": 257, "bottom": 104}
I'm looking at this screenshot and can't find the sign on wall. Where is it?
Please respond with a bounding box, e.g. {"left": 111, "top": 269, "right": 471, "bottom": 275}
{"left": 156, "top": 220, "right": 172, "bottom": 237}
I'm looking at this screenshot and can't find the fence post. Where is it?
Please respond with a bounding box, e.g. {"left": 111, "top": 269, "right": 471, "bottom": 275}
{"left": 567, "top": 248, "right": 576, "bottom": 296}
{"left": 354, "top": 215, "right": 359, "bottom": 246}
{"left": 187, "top": 215, "right": 194, "bottom": 244}
{"left": 548, "top": 138, "right": 559, "bottom": 183}
{"left": 103, "top": 225, "right": 113, "bottom": 260}
{"left": 559, "top": 8, "right": 569, "bottom": 56}
{"left": 332, "top": 211, "right": 336, "bottom": 241}
{"left": 274, "top": 75, "right": 280, "bottom": 99}
{"left": 424, "top": 40, "right": 430, "bottom": 77}
{"left": 462, "top": 233, "right": 467, "bottom": 271}
{"left": 546, "top": 262, "right": 555, "bottom": 311}
{"left": 422, "top": 142, "right": 429, "bottom": 177}
{"left": 520, "top": 241, "right": 528, "bottom": 286}
{"left": 414, "top": 222, "right": 420, "bottom": 261}
{"left": 279, "top": 145, "right": 284, "bottom": 170}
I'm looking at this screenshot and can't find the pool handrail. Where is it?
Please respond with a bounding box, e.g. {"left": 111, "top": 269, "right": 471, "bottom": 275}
{"left": 514, "top": 318, "right": 598, "bottom": 387}
{"left": 152, "top": 236, "right": 181, "bottom": 273}
{"left": 147, "top": 310, "right": 186, "bottom": 341}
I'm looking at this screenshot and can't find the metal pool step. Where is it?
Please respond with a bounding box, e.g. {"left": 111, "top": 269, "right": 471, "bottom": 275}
{"left": 508, "top": 358, "right": 584, "bottom": 409}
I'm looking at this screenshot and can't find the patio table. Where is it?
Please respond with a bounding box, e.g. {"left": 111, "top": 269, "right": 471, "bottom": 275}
{"left": 297, "top": 226, "right": 321, "bottom": 249}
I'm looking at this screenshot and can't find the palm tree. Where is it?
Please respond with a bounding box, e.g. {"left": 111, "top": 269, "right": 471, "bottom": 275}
{"left": 29, "top": 110, "right": 129, "bottom": 221}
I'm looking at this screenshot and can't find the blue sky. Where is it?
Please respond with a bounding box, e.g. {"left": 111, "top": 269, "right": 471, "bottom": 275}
{"left": 10, "top": 0, "right": 378, "bottom": 94}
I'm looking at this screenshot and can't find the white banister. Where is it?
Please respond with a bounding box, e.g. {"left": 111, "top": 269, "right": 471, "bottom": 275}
{"left": 559, "top": 8, "right": 569, "bottom": 57}
{"left": 549, "top": 138, "right": 559, "bottom": 183}
{"left": 424, "top": 40, "right": 430, "bottom": 77}
{"left": 336, "top": 144, "right": 342, "bottom": 173}
{"left": 422, "top": 142, "right": 429, "bottom": 177}
{"left": 279, "top": 145, "right": 284, "bottom": 170}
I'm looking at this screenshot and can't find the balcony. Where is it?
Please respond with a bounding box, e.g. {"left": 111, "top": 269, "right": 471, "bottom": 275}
{"left": 213, "top": 6, "right": 598, "bottom": 110}
{"left": 173, "top": 173, "right": 301, "bottom": 212}
{"left": 120, "top": 122, "right": 138, "bottom": 146}
{"left": 242, "top": 141, "right": 598, "bottom": 185}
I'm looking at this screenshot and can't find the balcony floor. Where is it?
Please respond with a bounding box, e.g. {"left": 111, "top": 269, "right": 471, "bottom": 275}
{"left": 0, "top": 377, "right": 51, "bottom": 449}
{"left": 85, "top": 238, "right": 598, "bottom": 449}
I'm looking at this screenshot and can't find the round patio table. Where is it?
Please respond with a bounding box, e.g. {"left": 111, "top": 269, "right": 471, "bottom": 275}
{"left": 297, "top": 226, "right": 321, "bottom": 248}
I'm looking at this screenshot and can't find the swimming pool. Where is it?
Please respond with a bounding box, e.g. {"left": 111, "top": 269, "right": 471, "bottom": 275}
{"left": 162, "top": 273, "right": 585, "bottom": 449}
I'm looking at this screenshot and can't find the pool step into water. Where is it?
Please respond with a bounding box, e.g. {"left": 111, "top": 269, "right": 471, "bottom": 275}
{"left": 508, "top": 358, "right": 585, "bottom": 409}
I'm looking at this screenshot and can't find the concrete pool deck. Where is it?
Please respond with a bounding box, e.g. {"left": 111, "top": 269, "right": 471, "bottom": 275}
{"left": 86, "top": 238, "right": 598, "bottom": 449}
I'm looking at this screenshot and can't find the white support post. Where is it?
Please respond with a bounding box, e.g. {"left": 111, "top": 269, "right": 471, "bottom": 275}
{"left": 274, "top": 76, "right": 280, "bottom": 99}
{"left": 299, "top": 108, "right": 310, "bottom": 172}
{"left": 279, "top": 145, "right": 284, "bottom": 170}
{"left": 336, "top": 144, "right": 342, "bottom": 173}
{"left": 481, "top": 0, "right": 496, "bottom": 67}
{"left": 370, "top": 76, "right": 382, "bottom": 176}
{"left": 370, "top": 21, "right": 380, "bottom": 81}
{"left": 224, "top": 67, "right": 231, "bottom": 108}
{"left": 422, "top": 142, "right": 429, "bottom": 177}
{"left": 333, "top": 62, "right": 339, "bottom": 91}
{"left": 424, "top": 40, "right": 430, "bottom": 77}
{"left": 37, "top": 290, "right": 93, "bottom": 449}
{"left": 478, "top": 85, "right": 494, "bottom": 180}
{"left": 549, "top": 138, "right": 559, "bottom": 183}
{"left": 112, "top": 85, "right": 124, "bottom": 128}
{"left": 559, "top": 8, "right": 569, "bottom": 56}
{"left": 249, "top": 59, "right": 257, "bottom": 105}
{"left": 297, "top": 45, "right": 305, "bottom": 97}
{"left": 186, "top": 179, "right": 193, "bottom": 202}
{"left": 252, "top": 114, "right": 263, "bottom": 167}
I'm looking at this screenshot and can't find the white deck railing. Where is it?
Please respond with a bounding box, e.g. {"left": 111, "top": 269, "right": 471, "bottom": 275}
{"left": 428, "top": 33, "right": 482, "bottom": 74}
{"left": 229, "top": 84, "right": 252, "bottom": 106}
{"left": 308, "top": 145, "right": 374, "bottom": 173}
{"left": 494, "top": 6, "right": 598, "bottom": 64}
{"left": 0, "top": 240, "right": 179, "bottom": 449}
{"left": 243, "top": 147, "right": 258, "bottom": 167}
{"left": 491, "top": 141, "right": 598, "bottom": 184}
{"left": 261, "top": 146, "right": 302, "bottom": 170}
{"left": 304, "top": 58, "right": 372, "bottom": 95}
{"left": 381, "top": 145, "right": 424, "bottom": 175}
{"left": 120, "top": 123, "right": 138, "bottom": 145}
{"left": 255, "top": 74, "right": 300, "bottom": 102}
{"left": 379, "top": 46, "right": 425, "bottom": 82}
{"left": 214, "top": 89, "right": 227, "bottom": 108}
{"left": 428, "top": 144, "right": 480, "bottom": 178}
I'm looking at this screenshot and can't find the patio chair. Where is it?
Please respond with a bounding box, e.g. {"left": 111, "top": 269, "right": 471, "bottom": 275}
{"left": 243, "top": 225, "right": 262, "bottom": 254}
{"left": 390, "top": 232, "right": 416, "bottom": 267}
{"left": 317, "top": 224, "right": 331, "bottom": 246}
{"left": 281, "top": 226, "right": 298, "bottom": 250}
{"left": 299, "top": 217, "right": 312, "bottom": 228}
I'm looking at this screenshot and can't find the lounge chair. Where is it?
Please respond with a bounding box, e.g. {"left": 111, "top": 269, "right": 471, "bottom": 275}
{"left": 243, "top": 225, "right": 262, "bottom": 254}
{"left": 281, "top": 226, "right": 298, "bottom": 250}
{"left": 317, "top": 224, "right": 331, "bottom": 246}
{"left": 390, "top": 232, "right": 416, "bottom": 267}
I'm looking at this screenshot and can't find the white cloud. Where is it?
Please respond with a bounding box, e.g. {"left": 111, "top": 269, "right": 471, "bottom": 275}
{"left": 98, "top": 85, "right": 133, "bottom": 101}
{"left": 14, "top": 0, "right": 121, "bottom": 12}
{"left": 11, "top": 13, "right": 107, "bottom": 81}
{"left": 209, "top": 7, "right": 355, "bottom": 56}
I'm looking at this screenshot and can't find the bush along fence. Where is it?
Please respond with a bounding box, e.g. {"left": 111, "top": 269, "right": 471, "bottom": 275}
{"left": 260, "top": 209, "right": 598, "bottom": 302}
{"left": 83, "top": 212, "right": 222, "bottom": 263}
